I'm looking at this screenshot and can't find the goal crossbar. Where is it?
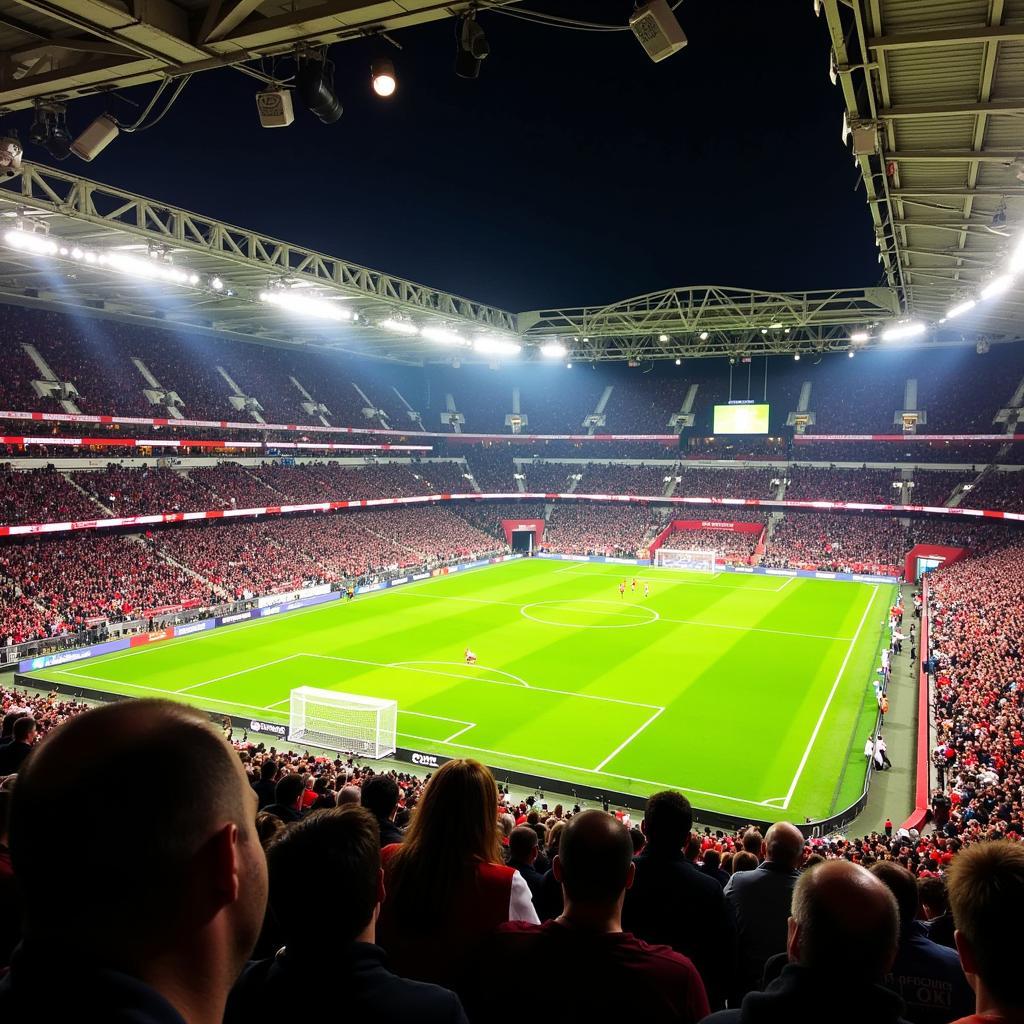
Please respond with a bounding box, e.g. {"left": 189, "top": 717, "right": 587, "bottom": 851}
{"left": 653, "top": 547, "right": 718, "bottom": 573}
{"left": 289, "top": 686, "right": 397, "bottom": 759}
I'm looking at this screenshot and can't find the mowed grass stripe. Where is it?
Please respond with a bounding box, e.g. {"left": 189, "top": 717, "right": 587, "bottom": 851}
{"left": 34, "top": 559, "right": 892, "bottom": 821}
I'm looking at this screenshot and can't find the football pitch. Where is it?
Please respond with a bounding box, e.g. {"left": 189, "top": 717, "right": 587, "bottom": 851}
{"left": 25, "top": 558, "right": 896, "bottom": 822}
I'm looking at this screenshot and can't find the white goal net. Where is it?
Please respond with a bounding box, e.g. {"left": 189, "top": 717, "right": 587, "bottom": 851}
{"left": 653, "top": 547, "right": 718, "bottom": 573}
{"left": 289, "top": 687, "right": 397, "bottom": 758}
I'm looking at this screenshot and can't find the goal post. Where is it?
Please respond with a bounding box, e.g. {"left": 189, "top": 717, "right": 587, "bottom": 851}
{"left": 289, "top": 687, "right": 397, "bottom": 758}
{"left": 653, "top": 547, "right": 718, "bottom": 573}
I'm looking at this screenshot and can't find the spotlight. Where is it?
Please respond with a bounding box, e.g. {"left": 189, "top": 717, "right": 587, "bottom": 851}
{"left": 881, "top": 321, "right": 926, "bottom": 342}
{"left": 675, "top": 357, "right": 681, "bottom": 365}
{"left": 29, "top": 103, "right": 72, "bottom": 160}
{"left": 296, "top": 58, "right": 343, "bottom": 124}
{"left": 456, "top": 14, "right": 489, "bottom": 79}
{"left": 945, "top": 299, "right": 976, "bottom": 320}
{"left": 850, "top": 331, "right": 869, "bottom": 343}
{"left": 658, "top": 333, "right": 669, "bottom": 342}
{"left": 848, "top": 350, "right": 854, "bottom": 358}
{"left": 699, "top": 331, "right": 709, "bottom": 341}
{"left": 793, "top": 353, "right": 800, "bottom": 361}
{"left": 540, "top": 342, "right": 567, "bottom": 358}
{"left": 566, "top": 362, "right": 573, "bottom": 368}
{"left": 0, "top": 136, "right": 23, "bottom": 179}
{"left": 372, "top": 58, "right": 397, "bottom": 97}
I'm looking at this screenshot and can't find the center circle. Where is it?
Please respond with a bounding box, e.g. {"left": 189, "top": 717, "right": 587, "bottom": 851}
{"left": 519, "top": 599, "right": 660, "bottom": 629}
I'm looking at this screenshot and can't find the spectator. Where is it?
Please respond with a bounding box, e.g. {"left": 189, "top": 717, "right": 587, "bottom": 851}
{"left": 361, "top": 774, "right": 404, "bottom": 846}
{"left": 917, "top": 876, "right": 955, "bottom": 950}
{"left": 466, "top": 810, "right": 709, "bottom": 1024}
{"left": 946, "top": 840, "right": 1024, "bottom": 1024}
{"left": 870, "top": 862, "right": 973, "bottom": 1024}
{"left": 227, "top": 806, "right": 467, "bottom": 1024}
{"left": 701, "top": 848, "right": 729, "bottom": 888}
{"left": 253, "top": 759, "right": 278, "bottom": 809}
{"left": 0, "top": 717, "right": 36, "bottom": 775}
{"left": 0, "top": 700, "right": 267, "bottom": 1022}
{"left": 0, "top": 778, "right": 16, "bottom": 967}
{"left": 263, "top": 772, "right": 305, "bottom": 822}
{"left": 703, "top": 861, "right": 909, "bottom": 1024}
{"left": 724, "top": 821, "right": 805, "bottom": 999}
{"left": 338, "top": 784, "right": 362, "bottom": 806}
{"left": 622, "top": 790, "right": 735, "bottom": 1009}
{"left": 377, "top": 758, "right": 539, "bottom": 989}
{"left": 506, "top": 825, "right": 545, "bottom": 902}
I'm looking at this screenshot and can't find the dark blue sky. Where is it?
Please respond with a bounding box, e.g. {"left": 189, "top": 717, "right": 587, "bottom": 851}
{"left": 5, "top": 1, "right": 880, "bottom": 311}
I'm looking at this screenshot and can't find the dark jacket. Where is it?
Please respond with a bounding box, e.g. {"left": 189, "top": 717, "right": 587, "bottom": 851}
{"left": 701, "top": 962, "right": 912, "bottom": 1024}
{"left": 0, "top": 944, "right": 187, "bottom": 1023}
{"left": 261, "top": 802, "right": 302, "bottom": 823}
{"left": 0, "top": 742, "right": 32, "bottom": 775}
{"left": 924, "top": 912, "right": 955, "bottom": 950}
{"left": 253, "top": 778, "right": 277, "bottom": 809}
{"left": 507, "top": 858, "right": 545, "bottom": 901}
{"left": 226, "top": 943, "right": 467, "bottom": 1024}
{"left": 377, "top": 817, "right": 404, "bottom": 847}
{"left": 623, "top": 843, "right": 736, "bottom": 1009}
{"left": 723, "top": 860, "right": 800, "bottom": 997}
{"left": 883, "top": 922, "right": 973, "bottom": 1024}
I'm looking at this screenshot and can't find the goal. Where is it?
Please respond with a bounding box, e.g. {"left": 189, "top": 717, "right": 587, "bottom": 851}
{"left": 653, "top": 547, "right": 718, "bottom": 573}
{"left": 288, "top": 687, "right": 397, "bottom": 758}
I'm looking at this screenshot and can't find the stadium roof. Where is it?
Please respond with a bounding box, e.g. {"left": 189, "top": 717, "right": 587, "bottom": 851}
{"left": 0, "top": 160, "right": 1014, "bottom": 363}
{"left": 0, "top": 0, "right": 517, "bottom": 111}
{"left": 823, "top": 0, "right": 1024, "bottom": 337}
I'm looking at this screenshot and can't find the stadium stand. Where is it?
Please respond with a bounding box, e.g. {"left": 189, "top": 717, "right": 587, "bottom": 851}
{"left": 0, "top": 466, "right": 101, "bottom": 526}
{"left": 765, "top": 513, "right": 906, "bottom": 573}
{"left": 543, "top": 503, "right": 657, "bottom": 556}
{"left": 783, "top": 467, "right": 900, "bottom": 504}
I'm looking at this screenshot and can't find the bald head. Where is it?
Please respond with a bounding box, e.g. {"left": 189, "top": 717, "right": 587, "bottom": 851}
{"left": 765, "top": 821, "right": 805, "bottom": 869}
{"left": 790, "top": 861, "right": 899, "bottom": 981}
{"left": 556, "top": 809, "right": 634, "bottom": 905}
{"left": 9, "top": 699, "right": 266, "bottom": 962}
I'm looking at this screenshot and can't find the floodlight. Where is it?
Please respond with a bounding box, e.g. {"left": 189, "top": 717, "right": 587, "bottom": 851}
{"left": 658, "top": 333, "right": 669, "bottom": 342}
{"left": 296, "top": 58, "right": 343, "bottom": 123}
{"left": 29, "top": 104, "right": 72, "bottom": 160}
{"left": 675, "top": 358, "right": 681, "bottom": 365}
{"left": 540, "top": 342, "right": 567, "bottom": 358}
{"left": 260, "top": 289, "right": 353, "bottom": 320}
{"left": 629, "top": 0, "right": 687, "bottom": 63}
{"left": 456, "top": 15, "right": 489, "bottom": 78}
{"left": 379, "top": 318, "right": 419, "bottom": 335}
{"left": 793, "top": 353, "right": 800, "bottom": 361}
{"left": 211, "top": 277, "right": 224, "bottom": 291}
{"left": 848, "top": 350, "right": 854, "bottom": 358}
{"left": 474, "top": 337, "right": 521, "bottom": 356}
{"left": 699, "top": 331, "right": 709, "bottom": 341}
{"left": 980, "top": 274, "right": 1014, "bottom": 300}
{"left": 880, "top": 321, "right": 926, "bottom": 342}
{"left": 566, "top": 362, "right": 573, "bottom": 368}
{"left": 372, "top": 58, "right": 397, "bottom": 97}
{"left": 945, "top": 299, "right": 976, "bottom": 320}
{"left": 850, "top": 331, "right": 869, "bottom": 343}
{"left": 3, "top": 228, "right": 58, "bottom": 256}
{"left": 421, "top": 326, "right": 468, "bottom": 346}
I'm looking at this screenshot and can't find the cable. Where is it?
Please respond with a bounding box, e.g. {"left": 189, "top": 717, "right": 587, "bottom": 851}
{"left": 489, "top": 0, "right": 684, "bottom": 33}
{"left": 119, "top": 75, "right": 193, "bottom": 133}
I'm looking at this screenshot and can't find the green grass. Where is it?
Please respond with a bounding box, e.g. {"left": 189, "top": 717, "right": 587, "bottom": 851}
{"left": 25, "top": 558, "right": 894, "bottom": 823}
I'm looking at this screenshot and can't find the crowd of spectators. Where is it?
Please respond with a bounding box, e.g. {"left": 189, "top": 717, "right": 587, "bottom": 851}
{"left": 463, "top": 448, "right": 517, "bottom": 492}
{"left": 543, "top": 503, "right": 657, "bottom": 556}
{"left": 579, "top": 462, "right": 667, "bottom": 495}
{"left": 659, "top": 526, "right": 764, "bottom": 562}
{"left": 784, "top": 467, "right": 901, "bottom": 504}
{"left": 0, "top": 468, "right": 102, "bottom": 526}
{"left": 905, "top": 472, "right": 972, "bottom": 508}
{"left": 960, "top": 469, "right": 1023, "bottom": 512}
{"left": 79, "top": 465, "right": 228, "bottom": 515}
{"left": 765, "top": 513, "right": 907, "bottom": 573}
{"left": 674, "top": 467, "right": 776, "bottom": 499}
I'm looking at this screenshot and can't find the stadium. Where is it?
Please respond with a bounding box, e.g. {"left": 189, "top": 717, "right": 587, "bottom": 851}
{"left": 0, "top": 1, "right": 1022, "bottom": 1021}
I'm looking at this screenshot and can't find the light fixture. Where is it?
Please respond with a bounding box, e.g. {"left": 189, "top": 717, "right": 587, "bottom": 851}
{"left": 260, "top": 289, "right": 353, "bottom": 320}
{"left": 1010, "top": 237, "right": 1024, "bottom": 274}
{"left": 296, "top": 57, "right": 343, "bottom": 124}
{"left": 848, "top": 350, "right": 855, "bottom": 358}
{"left": 379, "top": 318, "right": 419, "bottom": 335}
{"left": 699, "top": 331, "right": 709, "bottom": 341}
{"left": 0, "top": 136, "right": 22, "bottom": 179}
{"left": 70, "top": 115, "right": 119, "bottom": 161}
{"left": 3, "top": 228, "right": 58, "bottom": 256}
{"left": 456, "top": 13, "right": 489, "bottom": 79}
{"left": 675, "top": 357, "right": 681, "bottom": 365}
{"left": 540, "top": 341, "right": 567, "bottom": 358}
{"left": 211, "top": 277, "right": 224, "bottom": 291}
{"left": 658, "top": 333, "right": 669, "bottom": 342}
{"left": 880, "top": 321, "right": 926, "bottom": 342}
{"left": 793, "top": 353, "right": 800, "bottom": 361}
{"left": 760, "top": 328, "right": 768, "bottom": 335}
{"left": 29, "top": 103, "right": 72, "bottom": 161}
{"left": 945, "top": 299, "right": 976, "bottom": 320}
{"left": 980, "top": 274, "right": 1014, "bottom": 300}
{"left": 420, "top": 326, "right": 468, "bottom": 346}
{"left": 371, "top": 58, "right": 397, "bottom": 97}
{"left": 850, "top": 331, "right": 870, "bottom": 343}
{"left": 473, "top": 337, "right": 521, "bottom": 356}
{"left": 566, "top": 362, "right": 573, "bottom": 368}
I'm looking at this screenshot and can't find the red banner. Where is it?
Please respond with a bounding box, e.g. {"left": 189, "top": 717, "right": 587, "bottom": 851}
{"left": 0, "top": 434, "right": 431, "bottom": 452}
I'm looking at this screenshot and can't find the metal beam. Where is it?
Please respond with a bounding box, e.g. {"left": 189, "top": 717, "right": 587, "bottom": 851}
{"left": 869, "top": 25, "right": 1024, "bottom": 49}
{"left": 879, "top": 98, "right": 1024, "bottom": 119}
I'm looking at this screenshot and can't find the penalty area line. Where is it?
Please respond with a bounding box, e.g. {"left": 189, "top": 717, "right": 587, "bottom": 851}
{"left": 593, "top": 706, "right": 665, "bottom": 771}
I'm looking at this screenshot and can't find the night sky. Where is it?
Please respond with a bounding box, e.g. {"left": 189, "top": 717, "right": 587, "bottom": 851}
{"left": 4, "top": 1, "right": 881, "bottom": 312}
